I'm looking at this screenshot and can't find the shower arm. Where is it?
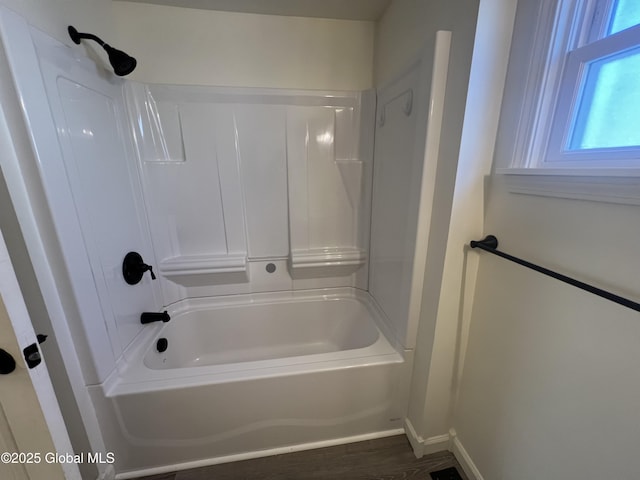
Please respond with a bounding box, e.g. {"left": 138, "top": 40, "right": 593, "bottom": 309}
{"left": 68, "top": 27, "right": 107, "bottom": 48}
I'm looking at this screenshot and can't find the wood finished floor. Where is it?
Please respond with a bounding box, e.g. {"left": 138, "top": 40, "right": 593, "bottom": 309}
{"left": 135, "top": 435, "right": 467, "bottom": 480}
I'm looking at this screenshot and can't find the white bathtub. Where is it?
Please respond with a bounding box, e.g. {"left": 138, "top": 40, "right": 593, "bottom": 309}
{"left": 91, "top": 288, "right": 409, "bottom": 478}
{"left": 146, "top": 292, "right": 382, "bottom": 370}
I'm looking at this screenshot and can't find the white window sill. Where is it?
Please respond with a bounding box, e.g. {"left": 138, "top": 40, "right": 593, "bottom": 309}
{"left": 497, "top": 168, "right": 640, "bottom": 205}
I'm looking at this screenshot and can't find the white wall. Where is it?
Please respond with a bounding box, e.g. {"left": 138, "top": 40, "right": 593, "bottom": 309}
{"left": 374, "top": 0, "right": 440, "bottom": 85}
{"left": 112, "top": 1, "right": 374, "bottom": 90}
{"left": 417, "top": 0, "right": 517, "bottom": 446}
{"left": 0, "top": 0, "right": 112, "bottom": 45}
{"left": 374, "top": 0, "right": 475, "bottom": 86}
{"left": 373, "top": 0, "right": 486, "bottom": 454}
{"left": 453, "top": 0, "right": 640, "bottom": 478}
{"left": 455, "top": 181, "right": 640, "bottom": 479}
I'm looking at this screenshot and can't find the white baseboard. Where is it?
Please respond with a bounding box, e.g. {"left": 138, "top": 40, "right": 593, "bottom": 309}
{"left": 115, "top": 429, "right": 404, "bottom": 480}
{"left": 450, "top": 432, "right": 484, "bottom": 480}
{"left": 96, "top": 464, "right": 115, "bottom": 480}
{"left": 403, "top": 418, "right": 450, "bottom": 458}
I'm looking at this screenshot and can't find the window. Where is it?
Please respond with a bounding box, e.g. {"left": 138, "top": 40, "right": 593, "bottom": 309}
{"left": 514, "top": 0, "right": 640, "bottom": 171}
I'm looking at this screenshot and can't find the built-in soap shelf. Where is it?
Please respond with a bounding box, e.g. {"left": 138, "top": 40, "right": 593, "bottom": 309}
{"left": 288, "top": 248, "right": 366, "bottom": 279}
{"left": 159, "top": 254, "right": 248, "bottom": 287}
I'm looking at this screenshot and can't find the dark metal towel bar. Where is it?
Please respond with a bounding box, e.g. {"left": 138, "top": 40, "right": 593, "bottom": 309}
{"left": 470, "top": 235, "right": 640, "bottom": 313}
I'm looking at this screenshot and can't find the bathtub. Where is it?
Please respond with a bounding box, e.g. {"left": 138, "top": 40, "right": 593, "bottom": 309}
{"left": 90, "top": 288, "right": 410, "bottom": 478}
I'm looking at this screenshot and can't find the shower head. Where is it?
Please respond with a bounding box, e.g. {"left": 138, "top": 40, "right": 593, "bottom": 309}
{"left": 103, "top": 44, "right": 137, "bottom": 77}
{"left": 68, "top": 25, "right": 137, "bottom": 77}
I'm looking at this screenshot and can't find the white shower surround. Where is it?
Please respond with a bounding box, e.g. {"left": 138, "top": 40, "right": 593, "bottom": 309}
{"left": 124, "top": 81, "right": 374, "bottom": 305}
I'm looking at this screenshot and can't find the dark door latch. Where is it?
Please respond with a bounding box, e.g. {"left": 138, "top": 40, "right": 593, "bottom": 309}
{"left": 23, "top": 334, "right": 48, "bottom": 370}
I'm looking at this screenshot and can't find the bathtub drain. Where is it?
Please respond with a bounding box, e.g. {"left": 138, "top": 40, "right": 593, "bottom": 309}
{"left": 156, "top": 337, "right": 168, "bottom": 353}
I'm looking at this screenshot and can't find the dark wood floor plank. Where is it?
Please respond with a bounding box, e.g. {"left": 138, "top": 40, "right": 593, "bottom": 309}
{"left": 136, "top": 473, "right": 176, "bottom": 480}
{"left": 134, "top": 435, "right": 467, "bottom": 480}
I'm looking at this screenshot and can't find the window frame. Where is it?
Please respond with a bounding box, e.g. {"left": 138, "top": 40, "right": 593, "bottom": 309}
{"left": 546, "top": 24, "right": 640, "bottom": 166}
{"left": 506, "top": 0, "right": 640, "bottom": 173}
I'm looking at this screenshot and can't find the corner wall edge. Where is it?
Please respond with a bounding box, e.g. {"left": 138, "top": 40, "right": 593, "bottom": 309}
{"left": 403, "top": 417, "right": 450, "bottom": 458}
{"left": 450, "top": 430, "right": 484, "bottom": 480}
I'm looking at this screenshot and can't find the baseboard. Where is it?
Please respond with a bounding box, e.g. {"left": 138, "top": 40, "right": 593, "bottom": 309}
{"left": 97, "top": 464, "right": 115, "bottom": 480}
{"left": 450, "top": 432, "right": 484, "bottom": 480}
{"left": 403, "top": 417, "right": 450, "bottom": 458}
{"left": 115, "top": 428, "right": 404, "bottom": 480}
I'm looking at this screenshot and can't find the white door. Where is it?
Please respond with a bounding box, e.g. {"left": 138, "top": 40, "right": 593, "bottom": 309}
{"left": 0, "top": 229, "right": 80, "bottom": 480}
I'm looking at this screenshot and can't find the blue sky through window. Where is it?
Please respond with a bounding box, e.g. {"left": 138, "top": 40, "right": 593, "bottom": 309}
{"left": 569, "top": 46, "right": 640, "bottom": 150}
{"left": 608, "top": 0, "right": 640, "bottom": 35}
{"left": 567, "top": 0, "right": 640, "bottom": 151}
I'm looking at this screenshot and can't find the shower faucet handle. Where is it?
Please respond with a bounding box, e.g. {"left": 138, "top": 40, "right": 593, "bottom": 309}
{"left": 144, "top": 263, "right": 156, "bottom": 280}
{"left": 123, "top": 251, "right": 157, "bottom": 285}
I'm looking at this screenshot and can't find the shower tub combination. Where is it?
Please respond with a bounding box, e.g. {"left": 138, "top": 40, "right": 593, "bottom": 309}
{"left": 90, "top": 288, "right": 409, "bottom": 477}
{"left": 0, "top": 7, "right": 447, "bottom": 478}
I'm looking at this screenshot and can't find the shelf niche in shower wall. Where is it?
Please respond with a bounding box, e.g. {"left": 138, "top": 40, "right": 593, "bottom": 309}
{"left": 126, "top": 83, "right": 249, "bottom": 288}
{"left": 158, "top": 254, "right": 248, "bottom": 287}
{"left": 286, "top": 106, "right": 367, "bottom": 279}
{"left": 289, "top": 248, "right": 367, "bottom": 279}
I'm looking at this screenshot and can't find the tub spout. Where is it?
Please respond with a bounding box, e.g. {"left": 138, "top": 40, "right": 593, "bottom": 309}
{"left": 140, "top": 311, "right": 170, "bottom": 324}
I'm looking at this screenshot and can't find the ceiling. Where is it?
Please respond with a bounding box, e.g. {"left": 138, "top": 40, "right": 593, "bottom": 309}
{"left": 117, "top": 0, "right": 392, "bottom": 21}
